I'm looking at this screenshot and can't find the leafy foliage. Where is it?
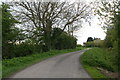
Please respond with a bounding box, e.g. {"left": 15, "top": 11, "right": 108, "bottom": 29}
{"left": 55, "top": 32, "right": 77, "bottom": 50}
{"left": 51, "top": 28, "right": 77, "bottom": 50}
{"left": 95, "top": 0, "right": 119, "bottom": 51}
{"left": 2, "top": 3, "right": 19, "bottom": 43}
{"left": 2, "top": 3, "right": 20, "bottom": 59}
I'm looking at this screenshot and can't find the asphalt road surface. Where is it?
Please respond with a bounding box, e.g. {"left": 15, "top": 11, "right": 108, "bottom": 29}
{"left": 10, "top": 49, "right": 91, "bottom": 78}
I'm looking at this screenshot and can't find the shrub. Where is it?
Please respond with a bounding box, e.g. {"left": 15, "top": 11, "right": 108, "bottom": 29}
{"left": 55, "top": 32, "right": 77, "bottom": 50}
{"left": 77, "top": 44, "right": 82, "bottom": 47}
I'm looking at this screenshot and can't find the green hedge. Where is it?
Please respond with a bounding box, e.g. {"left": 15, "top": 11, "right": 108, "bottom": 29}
{"left": 2, "top": 43, "right": 43, "bottom": 59}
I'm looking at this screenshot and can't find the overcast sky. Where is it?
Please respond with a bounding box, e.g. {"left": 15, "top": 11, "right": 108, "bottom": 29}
{"left": 74, "top": 16, "right": 106, "bottom": 45}
{"left": 72, "top": 0, "right": 106, "bottom": 45}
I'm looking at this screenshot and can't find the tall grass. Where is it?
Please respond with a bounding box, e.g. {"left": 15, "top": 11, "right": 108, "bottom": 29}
{"left": 81, "top": 48, "right": 118, "bottom": 72}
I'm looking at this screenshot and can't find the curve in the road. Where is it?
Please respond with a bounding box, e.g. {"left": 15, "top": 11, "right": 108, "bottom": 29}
{"left": 10, "top": 49, "right": 91, "bottom": 78}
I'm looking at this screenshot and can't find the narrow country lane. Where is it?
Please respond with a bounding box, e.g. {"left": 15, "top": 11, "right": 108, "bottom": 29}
{"left": 10, "top": 49, "right": 91, "bottom": 78}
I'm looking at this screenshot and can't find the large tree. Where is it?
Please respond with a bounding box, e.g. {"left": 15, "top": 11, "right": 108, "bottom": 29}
{"left": 95, "top": 0, "right": 119, "bottom": 49}
{"left": 2, "top": 3, "right": 20, "bottom": 58}
{"left": 11, "top": 2, "right": 92, "bottom": 50}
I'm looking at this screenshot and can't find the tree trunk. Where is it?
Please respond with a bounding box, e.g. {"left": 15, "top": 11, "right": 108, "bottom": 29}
{"left": 44, "top": 20, "right": 52, "bottom": 51}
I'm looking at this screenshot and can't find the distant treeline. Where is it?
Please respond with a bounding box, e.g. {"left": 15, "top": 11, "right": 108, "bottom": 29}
{"left": 84, "top": 37, "right": 104, "bottom": 47}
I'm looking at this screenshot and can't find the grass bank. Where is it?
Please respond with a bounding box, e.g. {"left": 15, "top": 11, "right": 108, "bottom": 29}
{"left": 0, "top": 61, "right": 2, "bottom": 79}
{"left": 80, "top": 47, "right": 118, "bottom": 79}
{"left": 2, "top": 47, "right": 84, "bottom": 78}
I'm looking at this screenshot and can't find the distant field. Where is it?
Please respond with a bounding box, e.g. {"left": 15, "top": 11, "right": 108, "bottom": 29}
{"left": 2, "top": 47, "right": 84, "bottom": 78}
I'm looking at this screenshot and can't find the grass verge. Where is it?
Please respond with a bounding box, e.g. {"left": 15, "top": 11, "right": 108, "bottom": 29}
{"left": 80, "top": 47, "right": 118, "bottom": 79}
{"left": 2, "top": 47, "right": 84, "bottom": 78}
{"left": 0, "top": 61, "right": 2, "bottom": 79}
{"left": 82, "top": 65, "right": 107, "bottom": 79}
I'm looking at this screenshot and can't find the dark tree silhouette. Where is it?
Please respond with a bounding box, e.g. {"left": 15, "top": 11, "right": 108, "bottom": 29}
{"left": 87, "top": 37, "right": 93, "bottom": 42}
